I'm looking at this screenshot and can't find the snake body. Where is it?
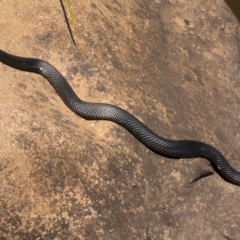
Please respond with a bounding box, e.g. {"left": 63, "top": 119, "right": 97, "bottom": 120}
{"left": 0, "top": 49, "right": 240, "bottom": 185}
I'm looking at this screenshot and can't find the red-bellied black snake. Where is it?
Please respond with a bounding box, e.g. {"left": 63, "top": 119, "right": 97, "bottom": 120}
{"left": 0, "top": 49, "right": 239, "bottom": 185}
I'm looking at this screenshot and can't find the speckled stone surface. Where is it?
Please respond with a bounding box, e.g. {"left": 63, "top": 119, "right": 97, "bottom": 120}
{"left": 0, "top": 0, "right": 240, "bottom": 239}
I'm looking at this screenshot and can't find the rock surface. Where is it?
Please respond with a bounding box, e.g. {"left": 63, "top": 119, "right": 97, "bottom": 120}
{"left": 0, "top": 0, "right": 240, "bottom": 239}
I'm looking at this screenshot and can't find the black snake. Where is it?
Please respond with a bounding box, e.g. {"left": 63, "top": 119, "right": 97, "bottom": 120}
{"left": 0, "top": 49, "right": 239, "bottom": 185}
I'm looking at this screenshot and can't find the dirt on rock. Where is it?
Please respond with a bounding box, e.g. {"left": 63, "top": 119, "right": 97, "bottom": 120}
{"left": 0, "top": 0, "right": 240, "bottom": 239}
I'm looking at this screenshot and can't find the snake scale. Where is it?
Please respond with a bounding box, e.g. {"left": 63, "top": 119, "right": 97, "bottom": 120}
{"left": 0, "top": 49, "right": 239, "bottom": 185}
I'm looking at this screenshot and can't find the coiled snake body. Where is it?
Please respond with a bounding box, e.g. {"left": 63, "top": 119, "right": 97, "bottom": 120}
{"left": 0, "top": 49, "right": 240, "bottom": 185}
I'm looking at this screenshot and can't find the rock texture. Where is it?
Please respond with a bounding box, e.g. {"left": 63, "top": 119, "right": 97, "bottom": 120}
{"left": 0, "top": 0, "right": 240, "bottom": 239}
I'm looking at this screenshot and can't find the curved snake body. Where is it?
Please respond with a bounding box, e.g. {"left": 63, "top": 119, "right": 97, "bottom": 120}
{"left": 0, "top": 49, "right": 240, "bottom": 185}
